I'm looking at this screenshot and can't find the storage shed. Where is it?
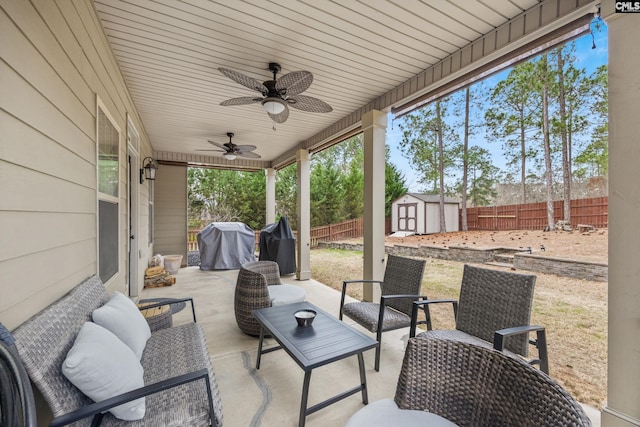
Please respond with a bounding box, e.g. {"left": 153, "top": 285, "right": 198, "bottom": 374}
{"left": 391, "top": 193, "right": 460, "bottom": 235}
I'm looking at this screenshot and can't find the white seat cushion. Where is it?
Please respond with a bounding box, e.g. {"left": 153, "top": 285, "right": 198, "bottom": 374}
{"left": 267, "top": 284, "right": 306, "bottom": 306}
{"left": 62, "top": 322, "right": 146, "bottom": 421}
{"left": 346, "top": 399, "right": 458, "bottom": 427}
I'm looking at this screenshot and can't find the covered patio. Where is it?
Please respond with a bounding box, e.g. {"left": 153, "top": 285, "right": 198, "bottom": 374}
{"left": 2, "top": 0, "right": 639, "bottom": 425}
{"left": 138, "top": 265, "right": 601, "bottom": 426}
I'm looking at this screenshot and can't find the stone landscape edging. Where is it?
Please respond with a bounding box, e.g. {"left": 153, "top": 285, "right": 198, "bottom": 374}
{"left": 513, "top": 253, "right": 607, "bottom": 282}
{"left": 317, "top": 241, "right": 608, "bottom": 282}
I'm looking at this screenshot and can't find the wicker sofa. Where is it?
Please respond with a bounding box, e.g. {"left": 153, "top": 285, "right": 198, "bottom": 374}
{"left": 6, "top": 274, "right": 223, "bottom": 426}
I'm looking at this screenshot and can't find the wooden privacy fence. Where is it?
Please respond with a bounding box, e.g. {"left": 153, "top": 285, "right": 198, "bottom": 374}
{"left": 309, "top": 217, "right": 364, "bottom": 247}
{"left": 464, "top": 197, "right": 608, "bottom": 231}
{"left": 188, "top": 217, "right": 365, "bottom": 251}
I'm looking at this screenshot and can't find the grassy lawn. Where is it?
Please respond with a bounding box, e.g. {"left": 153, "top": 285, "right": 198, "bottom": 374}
{"left": 310, "top": 247, "right": 607, "bottom": 408}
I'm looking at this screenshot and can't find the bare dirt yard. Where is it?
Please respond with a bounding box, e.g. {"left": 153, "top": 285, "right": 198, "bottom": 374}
{"left": 310, "top": 228, "right": 608, "bottom": 408}
{"left": 387, "top": 228, "right": 608, "bottom": 263}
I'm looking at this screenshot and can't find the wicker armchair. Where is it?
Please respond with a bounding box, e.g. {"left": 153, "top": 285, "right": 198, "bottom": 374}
{"left": 234, "top": 260, "right": 305, "bottom": 336}
{"left": 410, "top": 264, "right": 549, "bottom": 374}
{"left": 346, "top": 336, "right": 591, "bottom": 427}
{"left": 339, "top": 254, "right": 428, "bottom": 371}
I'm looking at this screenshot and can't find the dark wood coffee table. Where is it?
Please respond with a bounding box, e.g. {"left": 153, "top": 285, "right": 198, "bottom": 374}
{"left": 252, "top": 301, "right": 378, "bottom": 427}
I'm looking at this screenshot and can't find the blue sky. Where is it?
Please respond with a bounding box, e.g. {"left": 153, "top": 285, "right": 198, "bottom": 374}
{"left": 387, "top": 20, "right": 609, "bottom": 193}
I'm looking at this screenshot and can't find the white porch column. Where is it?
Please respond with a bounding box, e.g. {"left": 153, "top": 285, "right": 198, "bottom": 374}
{"left": 362, "top": 110, "right": 387, "bottom": 302}
{"left": 602, "top": 3, "right": 640, "bottom": 426}
{"left": 296, "top": 149, "right": 311, "bottom": 280}
{"left": 265, "top": 168, "right": 276, "bottom": 225}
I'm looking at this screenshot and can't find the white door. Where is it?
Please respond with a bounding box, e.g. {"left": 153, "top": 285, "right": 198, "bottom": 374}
{"left": 397, "top": 203, "right": 417, "bottom": 232}
{"left": 127, "top": 120, "right": 140, "bottom": 297}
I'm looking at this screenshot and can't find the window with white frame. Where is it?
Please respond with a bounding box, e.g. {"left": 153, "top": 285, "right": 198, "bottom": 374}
{"left": 97, "top": 101, "right": 120, "bottom": 283}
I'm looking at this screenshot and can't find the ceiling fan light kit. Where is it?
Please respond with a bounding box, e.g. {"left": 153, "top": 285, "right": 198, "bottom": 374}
{"left": 218, "top": 62, "right": 332, "bottom": 124}
{"left": 261, "top": 97, "right": 286, "bottom": 115}
{"left": 223, "top": 152, "right": 237, "bottom": 161}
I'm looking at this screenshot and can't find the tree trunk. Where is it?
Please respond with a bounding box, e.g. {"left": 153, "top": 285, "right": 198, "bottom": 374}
{"left": 520, "top": 108, "right": 527, "bottom": 204}
{"left": 557, "top": 49, "right": 571, "bottom": 223}
{"left": 436, "top": 101, "right": 446, "bottom": 233}
{"left": 461, "top": 88, "right": 470, "bottom": 231}
{"left": 541, "top": 54, "right": 555, "bottom": 231}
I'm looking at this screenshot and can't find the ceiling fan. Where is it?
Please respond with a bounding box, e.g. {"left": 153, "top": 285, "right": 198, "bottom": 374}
{"left": 196, "top": 132, "right": 260, "bottom": 161}
{"left": 218, "top": 62, "right": 332, "bottom": 124}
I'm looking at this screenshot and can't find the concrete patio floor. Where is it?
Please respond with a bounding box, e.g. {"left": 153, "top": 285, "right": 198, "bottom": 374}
{"left": 139, "top": 266, "right": 600, "bottom": 427}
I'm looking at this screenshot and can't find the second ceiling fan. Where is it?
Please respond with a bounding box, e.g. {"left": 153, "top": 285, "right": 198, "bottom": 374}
{"left": 196, "top": 133, "right": 260, "bottom": 161}
{"left": 218, "top": 62, "right": 332, "bottom": 124}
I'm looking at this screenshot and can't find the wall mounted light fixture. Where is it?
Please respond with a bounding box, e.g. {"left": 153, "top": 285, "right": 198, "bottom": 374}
{"left": 140, "top": 157, "right": 157, "bottom": 184}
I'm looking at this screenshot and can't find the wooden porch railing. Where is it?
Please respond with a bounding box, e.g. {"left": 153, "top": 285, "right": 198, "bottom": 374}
{"left": 187, "top": 229, "right": 263, "bottom": 252}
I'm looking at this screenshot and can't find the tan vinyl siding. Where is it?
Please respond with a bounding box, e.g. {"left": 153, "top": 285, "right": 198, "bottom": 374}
{"left": 0, "top": 1, "right": 152, "bottom": 330}
{"left": 153, "top": 165, "right": 187, "bottom": 263}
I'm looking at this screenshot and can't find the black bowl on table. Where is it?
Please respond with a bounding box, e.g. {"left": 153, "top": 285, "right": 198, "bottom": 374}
{"left": 294, "top": 309, "right": 317, "bottom": 327}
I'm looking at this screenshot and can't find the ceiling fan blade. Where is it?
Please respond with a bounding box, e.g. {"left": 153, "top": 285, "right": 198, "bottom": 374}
{"left": 220, "top": 97, "right": 262, "bottom": 107}
{"left": 195, "top": 149, "right": 225, "bottom": 153}
{"left": 218, "top": 68, "right": 267, "bottom": 94}
{"left": 207, "top": 140, "right": 229, "bottom": 150}
{"left": 237, "top": 151, "right": 261, "bottom": 159}
{"left": 268, "top": 106, "right": 289, "bottom": 123}
{"left": 276, "top": 71, "right": 313, "bottom": 96}
{"left": 287, "top": 95, "right": 333, "bottom": 113}
{"left": 234, "top": 144, "right": 257, "bottom": 152}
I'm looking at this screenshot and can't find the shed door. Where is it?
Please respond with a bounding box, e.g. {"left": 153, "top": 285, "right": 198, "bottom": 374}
{"left": 397, "top": 203, "right": 417, "bottom": 232}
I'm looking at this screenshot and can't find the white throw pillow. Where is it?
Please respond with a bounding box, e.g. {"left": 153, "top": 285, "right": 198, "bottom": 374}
{"left": 62, "top": 322, "right": 145, "bottom": 420}
{"left": 92, "top": 291, "right": 151, "bottom": 359}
